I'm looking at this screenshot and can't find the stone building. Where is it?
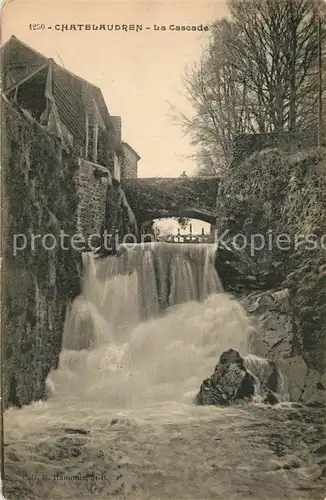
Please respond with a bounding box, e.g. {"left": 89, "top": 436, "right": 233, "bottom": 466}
{"left": 120, "top": 141, "right": 140, "bottom": 179}
{"left": 2, "top": 35, "right": 139, "bottom": 236}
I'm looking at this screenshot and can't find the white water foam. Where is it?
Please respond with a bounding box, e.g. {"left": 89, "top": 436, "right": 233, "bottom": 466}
{"left": 47, "top": 244, "right": 258, "bottom": 408}
{"left": 4, "top": 247, "right": 313, "bottom": 500}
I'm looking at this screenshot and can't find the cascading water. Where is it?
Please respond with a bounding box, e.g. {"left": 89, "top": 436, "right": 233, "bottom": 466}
{"left": 7, "top": 243, "right": 320, "bottom": 500}
{"left": 48, "top": 243, "right": 260, "bottom": 407}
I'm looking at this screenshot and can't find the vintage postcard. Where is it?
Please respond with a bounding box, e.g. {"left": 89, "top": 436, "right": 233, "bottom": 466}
{"left": 1, "top": 0, "right": 326, "bottom": 499}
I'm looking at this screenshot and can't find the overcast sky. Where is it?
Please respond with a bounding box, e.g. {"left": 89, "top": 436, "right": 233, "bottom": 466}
{"left": 3, "top": 0, "right": 229, "bottom": 179}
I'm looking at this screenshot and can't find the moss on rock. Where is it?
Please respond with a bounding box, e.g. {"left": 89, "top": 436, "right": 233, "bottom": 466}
{"left": 2, "top": 97, "right": 81, "bottom": 407}
{"left": 216, "top": 148, "right": 326, "bottom": 373}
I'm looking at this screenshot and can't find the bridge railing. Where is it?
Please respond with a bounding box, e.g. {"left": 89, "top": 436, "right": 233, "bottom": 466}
{"left": 157, "top": 227, "right": 212, "bottom": 244}
{"left": 162, "top": 234, "right": 211, "bottom": 244}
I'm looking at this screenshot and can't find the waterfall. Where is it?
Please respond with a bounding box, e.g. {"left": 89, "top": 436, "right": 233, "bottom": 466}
{"left": 243, "top": 354, "right": 286, "bottom": 401}
{"left": 48, "top": 243, "right": 257, "bottom": 408}
{"left": 62, "top": 243, "right": 224, "bottom": 349}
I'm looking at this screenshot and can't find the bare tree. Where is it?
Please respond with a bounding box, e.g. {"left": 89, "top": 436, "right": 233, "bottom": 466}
{"left": 193, "top": 148, "right": 224, "bottom": 176}
{"left": 229, "top": 0, "right": 326, "bottom": 130}
{"left": 178, "top": 0, "right": 326, "bottom": 171}
{"left": 178, "top": 19, "right": 251, "bottom": 169}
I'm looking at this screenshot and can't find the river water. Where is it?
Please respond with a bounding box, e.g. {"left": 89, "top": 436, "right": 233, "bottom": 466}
{"left": 3, "top": 244, "right": 325, "bottom": 499}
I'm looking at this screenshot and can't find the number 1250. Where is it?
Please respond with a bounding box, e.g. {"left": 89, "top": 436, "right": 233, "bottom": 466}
{"left": 29, "top": 24, "right": 46, "bottom": 30}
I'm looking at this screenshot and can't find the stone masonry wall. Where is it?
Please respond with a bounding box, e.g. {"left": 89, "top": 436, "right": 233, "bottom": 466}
{"left": 121, "top": 143, "right": 139, "bottom": 180}
{"left": 2, "top": 97, "right": 81, "bottom": 408}
{"left": 232, "top": 129, "right": 325, "bottom": 166}
{"left": 2, "top": 98, "right": 137, "bottom": 408}
{"left": 75, "top": 159, "right": 111, "bottom": 238}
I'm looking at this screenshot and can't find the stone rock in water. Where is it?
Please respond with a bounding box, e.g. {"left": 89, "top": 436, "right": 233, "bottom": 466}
{"left": 242, "top": 354, "right": 280, "bottom": 404}
{"left": 242, "top": 289, "right": 293, "bottom": 362}
{"left": 279, "top": 356, "right": 326, "bottom": 406}
{"left": 196, "top": 349, "right": 255, "bottom": 406}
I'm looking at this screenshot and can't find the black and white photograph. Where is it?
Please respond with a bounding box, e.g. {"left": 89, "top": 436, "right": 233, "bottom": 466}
{"left": 1, "top": 0, "right": 326, "bottom": 499}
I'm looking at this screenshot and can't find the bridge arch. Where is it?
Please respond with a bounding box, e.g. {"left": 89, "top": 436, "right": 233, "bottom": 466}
{"left": 122, "top": 177, "right": 219, "bottom": 226}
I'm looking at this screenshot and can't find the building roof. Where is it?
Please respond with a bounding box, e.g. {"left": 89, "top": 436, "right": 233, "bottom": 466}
{"left": 2, "top": 36, "right": 116, "bottom": 145}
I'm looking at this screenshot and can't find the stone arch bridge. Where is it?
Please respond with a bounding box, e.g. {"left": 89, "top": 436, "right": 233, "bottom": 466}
{"left": 122, "top": 177, "right": 219, "bottom": 226}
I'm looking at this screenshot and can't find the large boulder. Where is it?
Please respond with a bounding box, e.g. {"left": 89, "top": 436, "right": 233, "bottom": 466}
{"left": 215, "top": 245, "right": 283, "bottom": 294}
{"left": 279, "top": 356, "right": 326, "bottom": 407}
{"left": 195, "top": 349, "right": 255, "bottom": 406}
{"left": 242, "top": 289, "right": 293, "bottom": 362}
{"left": 242, "top": 290, "right": 325, "bottom": 405}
